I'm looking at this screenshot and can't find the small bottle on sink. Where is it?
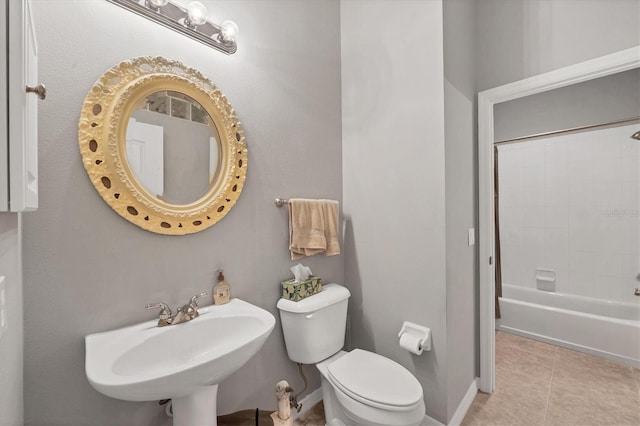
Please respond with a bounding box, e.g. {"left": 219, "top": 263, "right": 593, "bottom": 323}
{"left": 213, "top": 270, "right": 231, "bottom": 305}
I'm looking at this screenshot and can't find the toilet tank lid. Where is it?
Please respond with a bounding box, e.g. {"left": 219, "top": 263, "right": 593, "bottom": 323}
{"left": 277, "top": 283, "right": 350, "bottom": 313}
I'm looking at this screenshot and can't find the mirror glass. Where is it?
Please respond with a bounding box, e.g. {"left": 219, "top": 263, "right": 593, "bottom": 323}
{"left": 127, "top": 91, "right": 221, "bottom": 205}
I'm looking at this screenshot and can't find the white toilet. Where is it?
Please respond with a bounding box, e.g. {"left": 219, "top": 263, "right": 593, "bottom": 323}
{"left": 277, "top": 283, "right": 425, "bottom": 426}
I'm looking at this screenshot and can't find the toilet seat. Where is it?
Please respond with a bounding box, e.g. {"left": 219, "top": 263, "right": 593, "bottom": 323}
{"left": 327, "top": 349, "right": 423, "bottom": 411}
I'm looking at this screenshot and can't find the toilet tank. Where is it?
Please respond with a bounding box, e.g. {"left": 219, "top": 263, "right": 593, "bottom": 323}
{"left": 276, "top": 283, "right": 350, "bottom": 364}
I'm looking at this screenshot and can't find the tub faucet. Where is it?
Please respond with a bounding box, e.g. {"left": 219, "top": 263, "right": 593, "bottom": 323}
{"left": 635, "top": 288, "right": 640, "bottom": 296}
{"left": 145, "top": 292, "right": 208, "bottom": 327}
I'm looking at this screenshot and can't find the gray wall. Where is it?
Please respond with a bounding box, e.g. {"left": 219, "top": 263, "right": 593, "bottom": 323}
{"left": 132, "top": 109, "right": 213, "bottom": 204}
{"left": 0, "top": 214, "right": 23, "bottom": 426}
{"left": 443, "top": 0, "right": 478, "bottom": 421}
{"left": 160, "top": 115, "right": 211, "bottom": 205}
{"left": 23, "top": 1, "right": 342, "bottom": 425}
{"left": 495, "top": 69, "right": 640, "bottom": 141}
{"left": 341, "top": 0, "right": 449, "bottom": 422}
{"left": 476, "top": 0, "right": 640, "bottom": 91}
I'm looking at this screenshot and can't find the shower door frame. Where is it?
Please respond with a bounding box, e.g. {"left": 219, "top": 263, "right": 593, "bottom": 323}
{"left": 477, "top": 46, "right": 640, "bottom": 393}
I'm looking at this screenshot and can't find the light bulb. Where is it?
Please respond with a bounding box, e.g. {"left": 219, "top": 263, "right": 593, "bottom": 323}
{"left": 186, "top": 1, "right": 208, "bottom": 26}
{"left": 219, "top": 20, "right": 239, "bottom": 43}
{"left": 147, "top": 0, "right": 169, "bottom": 7}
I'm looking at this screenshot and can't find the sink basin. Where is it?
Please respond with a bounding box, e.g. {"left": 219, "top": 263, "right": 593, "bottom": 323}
{"left": 85, "top": 298, "right": 275, "bottom": 425}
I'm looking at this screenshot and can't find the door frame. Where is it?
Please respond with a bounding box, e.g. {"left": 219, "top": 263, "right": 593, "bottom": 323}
{"left": 477, "top": 46, "right": 640, "bottom": 393}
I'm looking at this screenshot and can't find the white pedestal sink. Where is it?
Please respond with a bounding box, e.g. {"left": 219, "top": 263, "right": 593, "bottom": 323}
{"left": 85, "top": 299, "right": 275, "bottom": 426}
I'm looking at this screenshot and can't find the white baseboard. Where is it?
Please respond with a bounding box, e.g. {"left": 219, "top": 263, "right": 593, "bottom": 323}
{"left": 422, "top": 414, "right": 445, "bottom": 426}
{"left": 422, "top": 377, "right": 478, "bottom": 426}
{"left": 292, "top": 387, "right": 323, "bottom": 420}
{"left": 448, "top": 378, "right": 478, "bottom": 426}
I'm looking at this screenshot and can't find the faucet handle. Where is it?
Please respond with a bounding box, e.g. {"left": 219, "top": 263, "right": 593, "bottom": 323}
{"left": 189, "top": 292, "right": 208, "bottom": 309}
{"left": 145, "top": 302, "right": 172, "bottom": 320}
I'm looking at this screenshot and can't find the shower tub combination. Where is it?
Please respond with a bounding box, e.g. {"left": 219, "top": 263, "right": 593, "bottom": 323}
{"left": 496, "top": 284, "right": 640, "bottom": 367}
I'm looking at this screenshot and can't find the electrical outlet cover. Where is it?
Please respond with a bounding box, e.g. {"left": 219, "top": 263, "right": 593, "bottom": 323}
{"left": 0, "top": 276, "right": 5, "bottom": 306}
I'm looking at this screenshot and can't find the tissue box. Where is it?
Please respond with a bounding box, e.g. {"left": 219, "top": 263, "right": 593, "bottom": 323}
{"left": 281, "top": 276, "right": 322, "bottom": 301}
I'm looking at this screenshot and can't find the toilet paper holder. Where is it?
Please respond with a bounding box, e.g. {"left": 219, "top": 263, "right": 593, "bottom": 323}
{"left": 398, "top": 321, "right": 431, "bottom": 352}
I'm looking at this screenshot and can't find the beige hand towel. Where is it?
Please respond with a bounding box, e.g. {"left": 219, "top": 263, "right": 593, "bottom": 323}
{"left": 289, "top": 199, "right": 341, "bottom": 260}
{"left": 323, "top": 201, "right": 340, "bottom": 256}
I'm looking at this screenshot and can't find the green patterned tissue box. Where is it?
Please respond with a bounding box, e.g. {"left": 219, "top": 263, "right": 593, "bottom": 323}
{"left": 281, "top": 276, "right": 322, "bottom": 301}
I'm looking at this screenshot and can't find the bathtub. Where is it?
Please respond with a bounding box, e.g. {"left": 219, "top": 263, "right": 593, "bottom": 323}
{"left": 496, "top": 284, "right": 640, "bottom": 368}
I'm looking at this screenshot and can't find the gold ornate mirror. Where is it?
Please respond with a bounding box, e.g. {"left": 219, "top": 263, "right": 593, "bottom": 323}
{"left": 78, "top": 57, "right": 247, "bottom": 235}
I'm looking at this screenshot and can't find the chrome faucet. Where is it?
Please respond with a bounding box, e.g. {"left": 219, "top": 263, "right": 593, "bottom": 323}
{"left": 146, "top": 292, "right": 208, "bottom": 327}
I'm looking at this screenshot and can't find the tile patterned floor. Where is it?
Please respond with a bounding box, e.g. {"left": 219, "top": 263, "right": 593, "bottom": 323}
{"left": 462, "top": 331, "right": 640, "bottom": 426}
{"left": 293, "top": 401, "right": 325, "bottom": 426}
{"left": 219, "top": 333, "right": 639, "bottom": 426}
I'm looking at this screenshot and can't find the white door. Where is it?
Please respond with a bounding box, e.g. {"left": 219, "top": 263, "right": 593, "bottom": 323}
{"left": 126, "top": 118, "right": 164, "bottom": 198}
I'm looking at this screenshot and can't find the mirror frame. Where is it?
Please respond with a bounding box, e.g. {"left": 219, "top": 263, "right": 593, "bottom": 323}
{"left": 78, "top": 57, "right": 247, "bottom": 235}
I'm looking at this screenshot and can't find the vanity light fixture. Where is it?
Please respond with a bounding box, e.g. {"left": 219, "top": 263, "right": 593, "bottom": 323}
{"left": 106, "top": 0, "right": 239, "bottom": 54}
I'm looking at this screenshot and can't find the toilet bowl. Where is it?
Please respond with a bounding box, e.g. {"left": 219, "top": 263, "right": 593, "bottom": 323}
{"left": 318, "top": 350, "right": 425, "bottom": 426}
{"left": 276, "top": 283, "right": 425, "bottom": 426}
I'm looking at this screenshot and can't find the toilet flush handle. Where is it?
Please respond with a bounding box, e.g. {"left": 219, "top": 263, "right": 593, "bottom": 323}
{"left": 305, "top": 314, "right": 314, "bottom": 320}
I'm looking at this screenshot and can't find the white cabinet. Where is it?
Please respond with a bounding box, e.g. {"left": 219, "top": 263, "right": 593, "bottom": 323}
{"left": 1, "top": 0, "right": 40, "bottom": 212}
{"left": 0, "top": 0, "right": 8, "bottom": 211}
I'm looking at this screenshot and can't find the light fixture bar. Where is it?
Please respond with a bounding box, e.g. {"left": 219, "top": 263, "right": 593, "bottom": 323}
{"left": 106, "top": 0, "right": 237, "bottom": 55}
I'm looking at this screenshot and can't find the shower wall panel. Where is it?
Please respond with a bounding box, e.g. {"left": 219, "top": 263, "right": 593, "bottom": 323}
{"left": 498, "top": 123, "right": 639, "bottom": 303}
